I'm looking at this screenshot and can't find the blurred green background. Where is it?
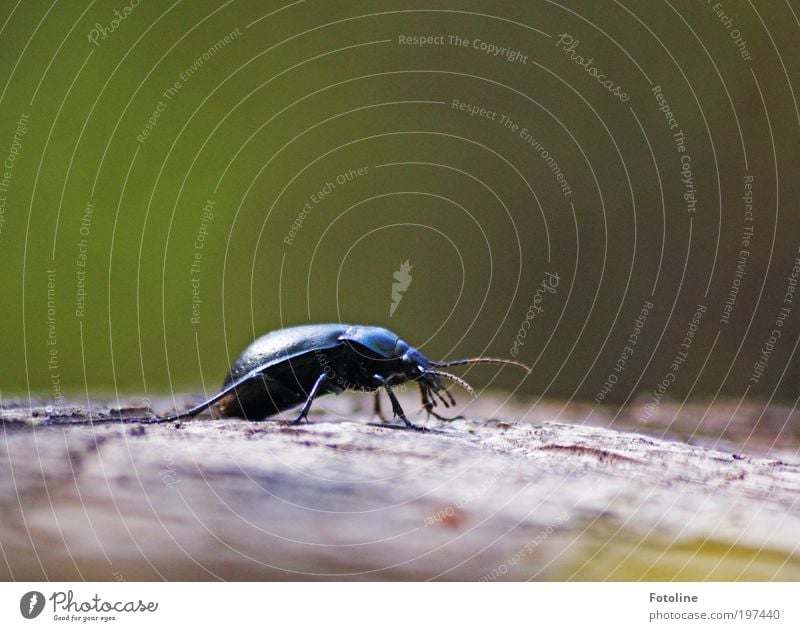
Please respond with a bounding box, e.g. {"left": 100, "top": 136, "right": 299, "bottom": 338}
{"left": 1, "top": 0, "right": 799, "bottom": 406}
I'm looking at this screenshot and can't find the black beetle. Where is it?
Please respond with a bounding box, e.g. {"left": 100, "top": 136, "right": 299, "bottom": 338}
{"left": 146, "top": 324, "right": 529, "bottom": 430}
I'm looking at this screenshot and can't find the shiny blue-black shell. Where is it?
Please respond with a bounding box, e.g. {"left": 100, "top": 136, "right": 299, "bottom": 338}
{"left": 218, "top": 323, "right": 423, "bottom": 419}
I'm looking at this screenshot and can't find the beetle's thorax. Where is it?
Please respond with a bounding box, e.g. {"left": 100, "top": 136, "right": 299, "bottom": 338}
{"left": 311, "top": 338, "right": 428, "bottom": 391}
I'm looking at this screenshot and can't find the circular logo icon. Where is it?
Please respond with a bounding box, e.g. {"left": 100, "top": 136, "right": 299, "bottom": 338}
{"left": 20, "top": 591, "right": 45, "bottom": 619}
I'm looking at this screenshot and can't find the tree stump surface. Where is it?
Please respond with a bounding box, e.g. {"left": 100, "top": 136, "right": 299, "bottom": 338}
{"left": 1, "top": 394, "right": 799, "bottom": 580}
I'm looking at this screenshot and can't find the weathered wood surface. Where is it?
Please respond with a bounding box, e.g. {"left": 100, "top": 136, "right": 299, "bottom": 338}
{"left": 1, "top": 394, "right": 799, "bottom": 580}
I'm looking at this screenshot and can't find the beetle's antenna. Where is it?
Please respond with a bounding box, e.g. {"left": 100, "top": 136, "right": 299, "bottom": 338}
{"left": 430, "top": 357, "right": 531, "bottom": 374}
{"left": 434, "top": 389, "right": 451, "bottom": 408}
{"left": 427, "top": 370, "right": 477, "bottom": 398}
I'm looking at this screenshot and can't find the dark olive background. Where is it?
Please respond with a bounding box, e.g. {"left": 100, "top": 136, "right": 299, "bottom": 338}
{"left": 1, "top": 0, "right": 798, "bottom": 406}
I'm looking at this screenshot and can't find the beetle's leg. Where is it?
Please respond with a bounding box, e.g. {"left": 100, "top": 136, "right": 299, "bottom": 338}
{"left": 436, "top": 387, "right": 464, "bottom": 420}
{"left": 374, "top": 375, "right": 424, "bottom": 431}
{"left": 419, "top": 382, "right": 432, "bottom": 413}
{"left": 427, "top": 409, "right": 464, "bottom": 422}
{"left": 425, "top": 407, "right": 464, "bottom": 422}
{"left": 419, "top": 383, "right": 463, "bottom": 421}
{"left": 418, "top": 382, "right": 463, "bottom": 422}
{"left": 373, "top": 391, "right": 390, "bottom": 422}
{"left": 293, "top": 372, "right": 328, "bottom": 425}
{"left": 418, "top": 383, "right": 437, "bottom": 417}
{"left": 433, "top": 389, "right": 451, "bottom": 408}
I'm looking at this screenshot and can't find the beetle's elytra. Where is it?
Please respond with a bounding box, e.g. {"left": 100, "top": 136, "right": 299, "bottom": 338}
{"left": 149, "top": 324, "right": 530, "bottom": 430}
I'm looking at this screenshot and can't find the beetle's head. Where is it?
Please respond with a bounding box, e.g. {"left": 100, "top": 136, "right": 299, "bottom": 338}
{"left": 418, "top": 352, "right": 532, "bottom": 413}
{"left": 393, "top": 343, "right": 464, "bottom": 408}
{"left": 390, "top": 338, "right": 531, "bottom": 416}
{"left": 384, "top": 337, "right": 423, "bottom": 378}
